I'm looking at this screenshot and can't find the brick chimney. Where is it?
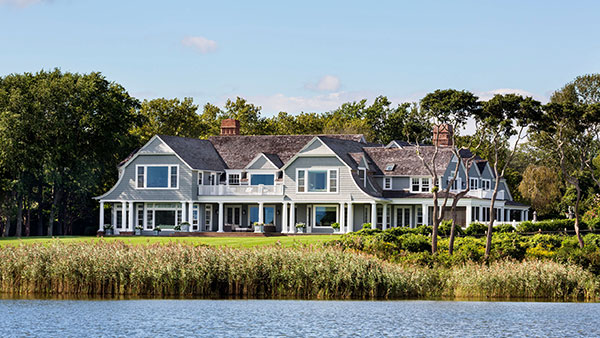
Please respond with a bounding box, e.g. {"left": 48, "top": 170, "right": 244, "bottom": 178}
{"left": 220, "top": 119, "right": 240, "bottom": 136}
{"left": 433, "top": 124, "right": 453, "bottom": 147}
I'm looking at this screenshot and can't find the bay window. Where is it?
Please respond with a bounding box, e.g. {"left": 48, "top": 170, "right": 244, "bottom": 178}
{"left": 136, "top": 165, "right": 178, "bottom": 189}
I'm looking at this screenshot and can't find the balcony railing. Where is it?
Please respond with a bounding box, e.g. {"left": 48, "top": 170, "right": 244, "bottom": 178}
{"left": 198, "top": 184, "right": 284, "bottom": 196}
{"left": 466, "top": 189, "right": 504, "bottom": 200}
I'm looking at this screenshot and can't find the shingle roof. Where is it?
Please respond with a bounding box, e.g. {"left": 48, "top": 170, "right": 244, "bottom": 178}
{"left": 208, "top": 134, "right": 364, "bottom": 169}
{"left": 364, "top": 146, "right": 454, "bottom": 176}
{"left": 263, "top": 153, "right": 284, "bottom": 168}
{"left": 158, "top": 135, "right": 227, "bottom": 171}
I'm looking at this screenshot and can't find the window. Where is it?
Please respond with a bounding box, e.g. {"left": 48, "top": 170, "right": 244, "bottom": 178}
{"left": 411, "top": 177, "right": 430, "bottom": 193}
{"left": 421, "top": 178, "right": 430, "bottom": 192}
{"left": 308, "top": 170, "right": 327, "bottom": 192}
{"left": 208, "top": 173, "right": 216, "bottom": 186}
{"left": 228, "top": 173, "right": 240, "bottom": 185}
{"left": 137, "top": 165, "right": 178, "bottom": 189}
{"left": 249, "top": 205, "right": 275, "bottom": 225}
{"left": 204, "top": 205, "right": 212, "bottom": 231}
{"left": 250, "top": 174, "right": 275, "bottom": 185}
{"left": 198, "top": 172, "right": 203, "bottom": 185}
{"left": 329, "top": 170, "right": 338, "bottom": 193}
{"left": 385, "top": 163, "right": 395, "bottom": 171}
{"left": 411, "top": 178, "right": 420, "bottom": 192}
{"left": 472, "top": 206, "right": 479, "bottom": 221}
{"left": 358, "top": 169, "right": 366, "bottom": 186}
{"left": 416, "top": 206, "right": 423, "bottom": 225}
{"left": 448, "top": 178, "right": 458, "bottom": 190}
{"left": 384, "top": 177, "right": 392, "bottom": 190}
{"left": 137, "top": 206, "right": 144, "bottom": 228}
{"left": 297, "top": 169, "right": 339, "bottom": 193}
{"left": 297, "top": 170, "right": 305, "bottom": 192}
{"left": 314, "top": 206, "right": 337, "bottom": 227}
{"left": 137, "top": 167, "right": 145, "bottom": 188}
{"left": 470, "top": 178, "right": 478, "bottom": 189}
{"left": 192, "top": 205, "right": 199, "bottom": 230}
{"left": 155, "top": 210, "right": 176, "bottom": 228}
{"left": 146, "top": 209, "right": 153, "bottom": 230}
{"left": 482, "top": 179, "right": 491, "bottom": 190}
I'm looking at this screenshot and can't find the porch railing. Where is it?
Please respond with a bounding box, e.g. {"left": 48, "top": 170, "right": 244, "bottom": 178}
{"left": 198, "top": 184, "right": 284, "bottom": 196}
{"left": 466, "top": 189, "right": 504, "bottom": 200}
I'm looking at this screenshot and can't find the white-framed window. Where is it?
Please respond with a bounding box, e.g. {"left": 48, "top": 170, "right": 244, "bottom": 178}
{"left": 469, "top": 178, "right": 479, "bottom": 189}
{"left": 208, "top": 173, "right": 216, "bottom": 186}
{"left": 136, "top": 165, "right": 178, "bottom": 189}
{"left": 192, "top": 205, "right": 199, "bottom": 231}
{"left": 297, "top": 170, "right": 306, "bottom": 192}
{"left": 297, "top": 169, "right": 339, "bottom": 193}
{"left": 204, "top": 205, "right": 213, "bottom": 231}
{"left": 358, "top": 168, "right": 366, "bottom": 186}
{"left": 411, "top": 178, "right": 420, "bottom": 192}
{"left": 144, "top": 202, "right": 183, "bottom": 230}
{"left": 137, "top": 204, "right": 144, "bottom": 228}
{"left": 421, "top": 178, "right": 430, "bottom": 192}
{"left": 384, "top": 177, "right": 392, "bottom": 190}
{"left": 198, "top": 171, "right": 203, "bottom": 185}
{"left": 250, "top": 173, "right": 275, "bottom": 185}
{"left": 411, "top": 177, "right": 430, "bottom": 193}
{"left": 482, "top": 179, "right": 491, "bottom": 190}
{"left": 228, "top": 173, "right": 240, "bottom": 185}
{"left": 312, "top": 205, "right": 338, "bottom": 227}
{"left": 416, "top": 206, "right": 423, "bottom": 225}
{"left": 448, "top": 178, "right": 459, "bottom": 190}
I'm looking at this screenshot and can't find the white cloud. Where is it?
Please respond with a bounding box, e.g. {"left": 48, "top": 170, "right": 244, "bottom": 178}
{"left": 0, "top": 0, "right": 48, "bottom": 7}
{"left": 476, "top": 88, "right": 547, "bottom": 103}
{"left": 181, "top": 36, "right": 217, "bottom": 54}
{"left": 305, "top": 75, "right": 341, "bottom": 92}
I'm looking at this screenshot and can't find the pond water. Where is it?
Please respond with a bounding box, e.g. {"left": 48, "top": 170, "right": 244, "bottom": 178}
{"left": 1, "top": 299, "right": 599, "bottom": 337}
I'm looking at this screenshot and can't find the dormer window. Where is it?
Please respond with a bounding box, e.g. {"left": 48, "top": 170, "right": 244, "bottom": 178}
{"left": 385, "top": 164, "right": 395, "bottom": 171}
{"left": 469, "top": 178, "right": 478, "bottom": 189}
{"left": 228, "top": 173, "right": 240, "bottom": 185}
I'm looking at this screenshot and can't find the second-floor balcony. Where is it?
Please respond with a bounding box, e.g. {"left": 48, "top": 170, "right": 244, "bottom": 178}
{"left": 198, "top": 184, "right": 284, "bottom": 196}
{"left": 466, "top": 189, "right": 504, "bottom": 200}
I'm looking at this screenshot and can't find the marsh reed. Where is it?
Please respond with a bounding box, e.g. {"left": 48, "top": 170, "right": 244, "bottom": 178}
{"left": 0, "top": 240, "right": 597, "bottom": 300}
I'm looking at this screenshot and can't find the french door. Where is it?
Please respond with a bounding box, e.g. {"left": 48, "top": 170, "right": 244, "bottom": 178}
{"left": 395, "top": 206, "right": 412, "bottom": 228}
{"left": 225, "top": 206, "right": 241, "bottom": 226}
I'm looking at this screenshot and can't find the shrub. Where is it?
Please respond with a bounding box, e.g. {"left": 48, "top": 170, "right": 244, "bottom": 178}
{"left": 438, "top": 220, "right": 465, "bottom": 237}
{"left": 491, "top": 232, "right": 527, "bottom": 260}
{"left": 526, "top": 234, "right": 563, "bottom": 250}
{"left": 517, "top": 219, "right": 587, "bottom": 233}
{"left": 362, "top": 223, "right": 372, "bottom": 230}
{"left": 493, "top": 223, "right": 515, "bottom": 233}
{"left": 398, "top": 234, "right": 431, "bottom": 253}
{"left": 465, "top": 222, "right": 487, "bottom": 236}
{"left": 452, "top": 237, "right": 485, "bottom": 262}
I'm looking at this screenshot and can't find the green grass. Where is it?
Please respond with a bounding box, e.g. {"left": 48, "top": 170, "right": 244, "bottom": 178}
{"left": 0, "top": 235, "right": 342, "bottom": 248}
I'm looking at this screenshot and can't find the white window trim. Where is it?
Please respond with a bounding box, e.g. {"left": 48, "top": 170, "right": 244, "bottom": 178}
{"left": 469, "top": 177, "right": 479, "bottom": 189}
{"left": 144, "top": 202, "right": 183, "bottom": 230}
{"left": 226, "top": 171, "right": 242, "bottom": 185}
{"left": 482, "top": 179, "right": 491, "bottom": 191}
{"left": 394, "top": 206, "right": 412, "bottom": 228}
{"left": 296, "top": 168, "right": 340, "bottom": 194}
{"left": 410, "top": 177, "right": 430, "bottom": 193}
{"left": 312, "top": 204, "right": 339, "bottom": 228}
{"left": 135, "top": 164, "right": 179, "bottom": 190}
{"left": 383, "top": 177, "right": 392, "bottom": 190}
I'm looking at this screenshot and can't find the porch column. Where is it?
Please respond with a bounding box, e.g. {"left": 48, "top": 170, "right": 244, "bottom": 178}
{"left": 181, "top": 202, "right": 187, "bottom": 225}
{"left": 143, "top": 202, "right": 147, "bottom": 230}
{"left": 121, "top": 201, "right": 126, "bottom": 231}
{"left": 112, "top": 204, "right": 117, "bottom": 229}
{"left": 258, "top": 202, "right": 264, "bottom": 224}
{"left": 347, "top": 202, "right": 354, "bottom": 233}
{"left": 289, "top": 202, "right": 296, "bottom": 233}
{"left": 371, "top": 202, "right": 377, "bottom": 229}
{"left": 339, "top": 202, "right": 345, "bottom": 232}
{"left": 466, "top": 205, "right": 472, "bottom": 226}
{"left": 422, "top": 203, "right": 428, "bottom": 227}
{"left": 128, "top": 201, "right": 134, "bottom": 231}
{"left": 282, "top": 202, "right": 288, "bottom": 233}
{"left": 382, "top": 204, "right": 388, "bottom": 230}
{"left": 188, "top": 202, "right": 194, "bottom": 227}
{"left": 98, "top": 201, "right": 105, "bottom": 232}
{"left": 218, "top": 202, "right": 224, "bottom": 232}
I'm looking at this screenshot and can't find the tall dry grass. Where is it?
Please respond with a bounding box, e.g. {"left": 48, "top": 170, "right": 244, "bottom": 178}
{"left": 0, "top": 240, "right": 597, "bottom": 300}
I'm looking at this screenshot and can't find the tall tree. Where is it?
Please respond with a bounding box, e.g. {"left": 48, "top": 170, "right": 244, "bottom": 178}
{"left": 475, "top": 94, "right": 541, "bottom": 258}
{"left": 417, "top": 89, "right": 480, "bottom": 254}
{"left": 132, "top": 97, "right": 206, "bottom": 143}
{"left": 518, "top": 165, "right": 562, "bottom": 217}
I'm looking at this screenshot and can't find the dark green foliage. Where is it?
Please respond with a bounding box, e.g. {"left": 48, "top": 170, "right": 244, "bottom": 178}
{"left": 491, "top": 233, "right": 527, "bottom": 260}
{"left": 465, "top": 222, "right": 488, "bottom": 236}
{"left": 398, "top": 234, "right": 431, "bottom": 253}
{"left": 438, "top": 220, "right": 465, "bottom": 236}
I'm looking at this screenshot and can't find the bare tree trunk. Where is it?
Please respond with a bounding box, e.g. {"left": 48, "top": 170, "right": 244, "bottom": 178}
{"left": 48, "top": 186, "right": 61, "bottom": 237}
{"left": 25, "top": 206, "right": 31, "bottom": 237}
{"left": 15, "top": 196, "right": 23, "bottom": 238}
{"left": 4, "top": 215, "right": 11, "bottom": 237}
{"left": 449, "top": 198, "right": 459, "bottom": 255}
{"left": 574, "top": 186, "right": 584, "bottom": 248}
{"left": 484, "top": 179, "right": 501, "bottom": 260}
{"left": 432, "top": 191, "right": 439, "bottom": 254}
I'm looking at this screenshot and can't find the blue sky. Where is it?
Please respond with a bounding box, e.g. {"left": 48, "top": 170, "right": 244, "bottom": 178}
{"left": 1, "top": 0, "right": 599, "bottom": 115}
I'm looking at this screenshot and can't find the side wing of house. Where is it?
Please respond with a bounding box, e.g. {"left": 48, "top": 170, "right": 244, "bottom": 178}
{"left": 97, "top": 136, "right": 195, "bottom": 201}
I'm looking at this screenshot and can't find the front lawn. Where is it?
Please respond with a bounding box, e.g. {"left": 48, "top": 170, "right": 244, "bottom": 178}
{"left": 0, "top": 235, "right": 342, "bottom": 248}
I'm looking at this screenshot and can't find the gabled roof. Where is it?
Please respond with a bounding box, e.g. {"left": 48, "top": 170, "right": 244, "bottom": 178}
{"left": 158, "top": 135, "right": 227, "bottom": 171}
{"left": 208, "top": 134, "right": 364, "bottom": 169}
{"left": 318, "top": 136, "right": 369, "bottom": 170}
{"left": 364, "top": 146, "right": 454, "bottom": 176}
